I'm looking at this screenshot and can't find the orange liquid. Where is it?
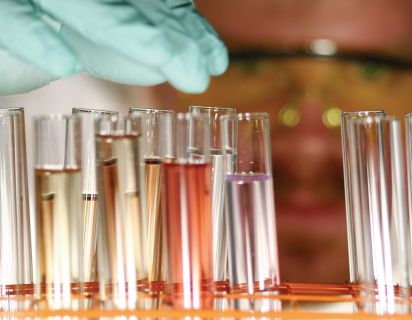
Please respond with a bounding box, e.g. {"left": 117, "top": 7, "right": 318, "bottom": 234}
{"left": 162, "top": 162, "right": 213, "bottom": 308}
{"left": 145, "top": 159, "right": 163, "bottom": 282}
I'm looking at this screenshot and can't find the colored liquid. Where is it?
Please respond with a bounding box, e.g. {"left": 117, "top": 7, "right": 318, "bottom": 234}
{"left": 145, "top": 158, "right": 163, "bottom": 282}
{"left": 35, "top": 168, "right": 82, "bottom": 306}
{"left": 82, "top": 194, "right": 98, "bottom": 282}
{"left": 225, "top": 174, "right": 279, "bottom": 294}
{"left": 162, "top": 162, "right": 212, "bottom": 309}
{"left": 96, "top": 135, "right": 146, "bottom": 305}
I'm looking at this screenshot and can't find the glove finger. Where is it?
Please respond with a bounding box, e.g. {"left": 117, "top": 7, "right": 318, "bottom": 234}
{"left": 160, "top": 31, "right": 209, "bottom": 93}
{"left": 0, "top": 0, "right": 79, "bottom": 77}
{"left": 0, "top": 48, "right": 56, "bottom": 96}
{"left": 125, "top": 0, "right": 210, "bottom": 92}
{"left": 38, "top": 0, "right": 210, "bottom": 92}
{"left": 164, "top": 0, "right": 229, "bottom": 76}
{"left": 35, "top": 0, "right": 173, "bottom": 68}
{"left": 60, "top": 26, "right": 166, "bottom": 86}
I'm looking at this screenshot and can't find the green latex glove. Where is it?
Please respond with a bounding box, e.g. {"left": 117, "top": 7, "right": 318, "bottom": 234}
{"left": 0, "top": 0, "right": 228, "bottom": 95}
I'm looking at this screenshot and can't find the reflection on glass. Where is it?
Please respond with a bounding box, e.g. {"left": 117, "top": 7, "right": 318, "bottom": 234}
{"left": 96, "top": 114, "right": 146, "bottom": 309}
{"left": 72, "top": 108, "right": 118, "bottom": 283}
{"left": 190, "top": 106, "right": 235, "bottom": 284}
{"left": 0, "top": 108, "right": 32, "bottom": 290}
{"left": 346, "top": 115, "right": 409, "bottom": 314}
{"left": 162, "top": 113, "right": 213, "bottom": 309}
{"left": 340, "top": 110, "right": 385, "bottom": 283}
{"left": 34, "top": 114, "right": 82, "bottom": 309}
{"left": 129, "top": 107, "right": 174, "bottom": 285}
{"left": 221, "top": 113, "right": 280, "bottom": 311}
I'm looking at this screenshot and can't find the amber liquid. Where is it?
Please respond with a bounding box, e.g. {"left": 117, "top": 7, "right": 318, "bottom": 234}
{"left": 96, "top": 135, "right": 146, "bottom": 304}
{"left": 145, "top": 158, "right": 163, "bottom": 283}
{"left": 35, "top": 168, "right": 82, "bottom": 302}
{"left": 82, "top": 194, "right": 98, "bottom": 282}
{"left": 162, "top": 162, "right": 213, "bottom": 309}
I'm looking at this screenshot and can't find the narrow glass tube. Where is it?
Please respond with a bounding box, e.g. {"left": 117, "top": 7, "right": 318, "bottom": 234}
{"left": 190, "top": 106, "right": 235, "bottom": 284}
{"left": 0, "top": 108, "right": 32, "bottom": 290}
{"left": 162, "top": 113, "right": 213, "bottom": 309}
{"left": 347, "top": 116, "right": 409, "bottom": 314}
{"left": 341, "top": 110, "right": 385, "bottom": 284}
{"left": 72, "top": 108, "right": 118, "bottom": 284}
{"left": 95, "top": 114, "right": 145, "bottom": 309}
{"left": 406, "top": 113, "right": 412, "bottom": 287}
{"left": 129, "top": 107, "right": 174, "bottom": 285}
{"left": 220, "top": 113, "right": 280, "bottom": 311}
{"left": 34, "top": 114, "right": 82, "bottom": 309}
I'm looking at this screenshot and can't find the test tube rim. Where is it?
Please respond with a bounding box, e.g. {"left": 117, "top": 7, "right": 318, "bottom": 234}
{"left": 0, "top": 107, "right": 25, "bottom": 114}
{"left": 220, "top": 112, "right": 269, "bottom": 122}
{"left": 340, "top": 110, "right": 386, "bottom": 118}
{"left": 129, "top": 107, "right": 174, "bottom": 114}
{"left": 190, "top": 105, "right": 235, "bottom": 113}
{"left": 72, "top": 107, "right": 118, "bottom": 115}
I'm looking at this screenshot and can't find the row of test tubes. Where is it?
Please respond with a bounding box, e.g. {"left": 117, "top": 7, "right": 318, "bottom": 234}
{"left": 0, "top": 106, "right": 279, "bottom": 311}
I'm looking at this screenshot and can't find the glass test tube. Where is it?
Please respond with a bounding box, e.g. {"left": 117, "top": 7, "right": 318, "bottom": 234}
{"left": 129, "top": 107, "right": 174, "bottom": 285}
{"left": 72, "top": 108, "right": 118, "bottom": 283}
{"left": 404, "top": 113, "right": 412, "bottom": 287}
{"left": 0, "top": 108, "right": 32, "bottom": 290}
{"left": 162, "top": 113, "right": 213, "bottom": 309}
{"left": 34, "top": 114, "right": 82, "bottom": 308}
{"left": 341, "top": 110, "right": 385, "bottom": 284}
{"left": 95, "top": 114, "right": 146, "bottom": 309}
{"left": 190, "top": 106, "right": 235, "bottom": 284}
{"left": 346, "top": 116, "right": 409, "bottom": 314}
{"left": 220, "top": 113, "right": 280, "bottom": 297}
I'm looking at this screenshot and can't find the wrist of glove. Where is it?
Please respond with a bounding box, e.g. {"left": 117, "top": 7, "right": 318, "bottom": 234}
{"left": 0, "top": 0, "right": 228, "bottom": 95}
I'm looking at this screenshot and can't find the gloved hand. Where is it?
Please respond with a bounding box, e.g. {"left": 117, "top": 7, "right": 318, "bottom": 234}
{"left": 0, "top": 0, "right": 228, "bottom": 95}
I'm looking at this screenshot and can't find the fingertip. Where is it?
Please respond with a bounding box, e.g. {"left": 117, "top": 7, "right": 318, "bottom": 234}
{"left": 162, "top": 57, "right": 210, "bottom": 94}
{"left": 207, "top": 42, "right": 229, "bottom": 76}
{"left": 45, "top": 48, "right": 82, "bottom": 77}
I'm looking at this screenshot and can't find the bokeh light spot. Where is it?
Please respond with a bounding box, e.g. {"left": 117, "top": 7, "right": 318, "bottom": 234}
{"left": 322, "top": 107, "right": 342, "bottom": 128}
{"left": 279, "top": 107, "right": 300, "bottom": 127}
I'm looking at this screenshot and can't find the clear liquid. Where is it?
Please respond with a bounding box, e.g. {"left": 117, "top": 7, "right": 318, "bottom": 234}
{"left": 162, "top": 162, "right": 213, "bottom": 309}
{"left": 225, "top": 174, "right": 279, "bottom": 294}
{"left": 211, "top": 154, "right": 228, "bottom": 282}
{"left": 145, "top": 158, "right": 163, "bottom": 282}
{"left": 82, "top": 194, "right": 98, "bottom": 282}
{"left": 96, "top": 135, "right": 146, "bottom": 305}
{"left": 35, "top": 168, "right": 82, "bottom": 304}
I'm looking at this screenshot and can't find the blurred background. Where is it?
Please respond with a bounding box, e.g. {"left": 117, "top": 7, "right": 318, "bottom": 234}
{"left": 1, "top": 0, "right": 412, "bottom": 284}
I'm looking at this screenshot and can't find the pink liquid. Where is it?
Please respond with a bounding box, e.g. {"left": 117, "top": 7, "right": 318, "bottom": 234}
{"left": 162, "top": 162, "right": 213, "bottom": 308}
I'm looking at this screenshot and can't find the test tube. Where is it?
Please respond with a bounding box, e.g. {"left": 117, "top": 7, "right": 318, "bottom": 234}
{"left": 0, "top": 108, "right": 32, "bottom": 290}
{"left": 220, "top": 113, "right": 280, "bottom": 309}
{"left": 129, "top": 107, "right": 174, "bottom": 285}
{"left": 34, "top": 114, "right": 82, "bottom": 308}
{"left": 95, "top": 114, "right": 145, "bottom": 308}
{"left": 346, "top": 116, "right": 409, "bottom": 314}
{"left": 162, "top": 113, "right": 213, "bottom": 309}
{"left": 190, "top": 106, "right": 235, "bottom": 284}
{"left": 72, "top": 108, "right": 118, "bottom": 283}
{"left": 404, "top": 113, "right": 412, "bottom": 286}
{"left": 341, "top": 110, "right": 386, "bottom": 284}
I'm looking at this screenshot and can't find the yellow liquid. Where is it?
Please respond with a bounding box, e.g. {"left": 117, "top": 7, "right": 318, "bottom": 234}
{"left": 96, "top": 135, "right": 146, "bottom": 302}
{"left": 35, "top": 168, "right": 82, "bottom": 292}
